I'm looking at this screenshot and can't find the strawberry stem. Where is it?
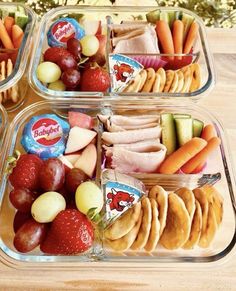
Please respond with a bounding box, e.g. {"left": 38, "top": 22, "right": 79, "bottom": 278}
{"left": 5, "top": 150, "right": 21, "bottom": 174}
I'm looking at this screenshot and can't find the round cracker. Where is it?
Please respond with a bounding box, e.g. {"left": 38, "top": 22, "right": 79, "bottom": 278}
{"left": 180, "top": 66, "right": 192, "bottom": 93}
{"left": 105, "top": 210, "right": 143, "bottom": 252}
{"left": 201, "top": 185, "right": 223, "bottom": 226}
{"left": 175, "top": 187, "right": 196, "bottom": 221}
{"left": 160, "top": 193, "right": 191, "bottom": 250}
{"left": 123, "top": 74, "right": 142, "bottom": 93}
{"left": 152, "top": 72, "right": 161, "bottom": 93}
{"left": 131, "top": 197, "right": 152, "bottom": 250}
{"left": 142, "top": 68, "right": 156, "bottom": 92}
{"left": 169, "top": 71, "right": 179, "bottom": 93}
{"left": 156, "top": 68, "right": 166, "bottom": 92}
{"left": 144, "top": 198, "right": 160, "bottom": 252}
{"left": 182, "top": 200, "right": 202, "bottom": 249}
{"left": 163, "top": 70, "right": 174, "bottom": 92}
{"left": 190, "top": 63, "right": 201, "bottom": 93}
{"left": 139, "top": 69, "right": 148, "bottom": 91}
{"left": 175, "top": 70, "right": 184, "bottom": 93}
{"left": 104, "top": 202, "right": 141, "bottom": 240}
{"left": 198, "top": 203, "right": 218, "bottom": 248}
{"left": 193, "top": 188, "right": 209, "bottom": 241}
{"left": 148, "top": 185, "right": 168, "bottom": 236}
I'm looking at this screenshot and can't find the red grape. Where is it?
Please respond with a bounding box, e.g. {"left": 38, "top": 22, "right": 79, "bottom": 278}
{"left": 9, "top": 188, "right": 37, "bottom": 213}
{"left": 57, "top": 55, "right": 77, "bottom": 71}
{"left": 61, "top": 69, "right": 80, "bottom": 89}
{"left": 39, "top": 158, "right": 65, "bottom": 191}
{"left": 14, "top": 219, "right": 48, "bottom": 253}
{"left": 13, "top": 211, "right": 31, "bottom": 233}
{"left": 65, "top": 168, "right": 89, "bottom": 194}
{"left": 67, "top": 38, "right": 82, "bottom": 61}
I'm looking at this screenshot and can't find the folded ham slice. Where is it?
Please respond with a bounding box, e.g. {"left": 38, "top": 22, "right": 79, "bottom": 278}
{"left": 113, "top": 25, "right": 159, "bottom": 54}
{"left": 111, "top": 144, "right": 167, "bottom": 174}
{"left": 103, "top": 139, "right": 161, "bottom": 157}
{"left": 102, "top": 125, "right": 162, "bottom": 145}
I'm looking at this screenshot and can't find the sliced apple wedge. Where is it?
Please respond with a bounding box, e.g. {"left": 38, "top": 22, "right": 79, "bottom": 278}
{"left": 58, "top": 155, "right": 73, "bottom": 170}
{"left": 74, "top": 144, "right": 97, "bottom": 178}
{"left": 81, "top": 20, "right": 102, "bottom": 35}
{"left": 65, "top": 126, "right": 97, "bottom": 154}
{"left": 64, "top": 153, "right": 81, "bottom": 165}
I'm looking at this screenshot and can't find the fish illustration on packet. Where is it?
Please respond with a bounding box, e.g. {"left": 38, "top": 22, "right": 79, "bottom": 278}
{"left": 109, "top": 54, "right": 143, "bottom": 93}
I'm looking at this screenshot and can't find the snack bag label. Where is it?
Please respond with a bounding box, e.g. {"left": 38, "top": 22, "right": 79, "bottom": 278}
{"left": 47, "top": 18, "right": 85, "bottom": 47}
{"left": 109, "top": 54, "right": 143, "bottom": 93}
{"left": 21, "top": 114, "right": 70, "bottom": 159}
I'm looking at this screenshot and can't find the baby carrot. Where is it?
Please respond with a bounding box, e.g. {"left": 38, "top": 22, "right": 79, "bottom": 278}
{"left": 0, "top": 19, "right": 14, "bottom": 49}
{"left": 181, "top": 137, "right": 221, "bottom": 174}
{"left": 156, "top": 20, "right": 174, "bottom": 60}
{"left": 159, "top": 137, "right": 207, "bottom": 174}
{"left": 172, "top": 20, "right": 184, "bottom": 60}
{"left": 183, "top": 21, "right": 199, "bottom": 54}
{"left": 201, "top": 124, "right": 217, "bottom": 142}
{"left": 4, "top": 16, "right": 15, "bottom": 38}
{"left": 12, "top": 25, "right": 24, "bottom": 49}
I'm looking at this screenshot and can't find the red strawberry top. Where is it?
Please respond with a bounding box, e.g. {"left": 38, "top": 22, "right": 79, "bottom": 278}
{"left": 9, "top": 154, "right": 43, "bottom": 191}
{"left": 80, "top": 65, "right": 110, "bottom": 92}
{"left": 40, "top": 209, "right": 94, "bottom": 255}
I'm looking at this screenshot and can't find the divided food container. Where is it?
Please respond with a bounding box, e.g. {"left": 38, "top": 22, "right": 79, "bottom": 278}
{"left": 0, "top": 104, "right": 8, "bottom": 167}
{"left": 0, "top": 2, "right": 36, "bottom": 112}
{"left": 28, "top": 6, "right": 215, "bottom": 101}
{"left": 0, "top": 99, "right": 235, "bottom": 269}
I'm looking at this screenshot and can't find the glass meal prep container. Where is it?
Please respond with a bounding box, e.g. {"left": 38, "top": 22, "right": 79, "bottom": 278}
{"left": 0, "top": 99, "right": 235, "bottom": 270}
{"left": 28, "top": 6, "right": 214, "bottom": 102}
{"left": 0, "top": 103, "right": 8, "bottom": 167}
{"left": 0, "top": 2, "right": 36, "bottom": 112}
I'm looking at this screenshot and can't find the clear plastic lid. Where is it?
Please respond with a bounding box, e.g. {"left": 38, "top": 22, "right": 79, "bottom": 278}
{"left": 0, "top": 99, "right": 235, "bottom": 269}
{"left": 28, "top": 6, "right": 215, "bottom": 102}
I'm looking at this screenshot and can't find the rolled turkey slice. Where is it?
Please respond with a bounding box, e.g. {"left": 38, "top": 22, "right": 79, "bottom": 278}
{"left": 98, "top": 114, "right": 159, "bottom": 126}
{"left": 102, "top": 125, "right": 162, "bottom": 145}
{"left": 106, "top": 120, "right": 159, "bottom": 132}
{"left": 111, "top": 144, "right": 167, "bottom": 174}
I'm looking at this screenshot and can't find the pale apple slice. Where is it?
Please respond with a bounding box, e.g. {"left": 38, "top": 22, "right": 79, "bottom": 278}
{"left": 81, "top": 20, "right": 102, "bottom": 35}
{"left": 65, "top": 126, "right": 97, "bottom": 154}
{"left": 58, "top": 155, "right": 73, "bottom": 170}
{"left": 64, "top": 153, "right": 81, "bottom": 165}
{"left": 74, "top": 144, "right": 97, "bottom": 178}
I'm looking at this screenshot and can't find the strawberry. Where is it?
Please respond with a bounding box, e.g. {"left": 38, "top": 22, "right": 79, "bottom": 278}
{"left": 40, "top": 209, "right": 94, "bottom": 255}
{"left": 80, "top": 65, "right": 110, "bottom": 92}
{"left": 8, "top": 153, "right": 43, "bottom": 191}
{"left": 44, "top": 47, "right": 75, "bottom": 64}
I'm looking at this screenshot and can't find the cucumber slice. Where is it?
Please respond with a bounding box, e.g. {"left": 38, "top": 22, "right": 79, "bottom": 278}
{"left": 182, "top": 13, "right": 195, "bottom": 41}
{"left": 173, "top": 113, "right": 191, "bottom": 119}
{"left": 161, "top": 113, "right": 177, "bottom": 155}
{"left": 15, "top": 11, "right": 28, "bottom": 29}
{"left": 160, "top": 11, "right": 169, "bottom": 24}
{"left": 175, "top": 11, "right": 183, "bottom": 20}
{"left": 193, "top": 119, "right": 204, "bottom": 137}
{"left": 146, "top": 9, "right": 160, "bottom": 24}
{"left": 175, "top": 118, "right": 193, "bottom": 146}
{"left": 168, "top": 11, "right": 176, "bottom": 28}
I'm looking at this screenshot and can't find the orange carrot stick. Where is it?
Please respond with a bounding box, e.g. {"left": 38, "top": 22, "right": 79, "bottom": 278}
{"left": 4, "top": 16, "right": 15, "bottom": 38}
{"left": 159, "top": 137, "right": 207, "bottom": 174}
{"left": 172, "top": 20, "right": 184, "bottom": 60}
{"left": 156, "top": 20, "right": 174, "bottom": 60}
{"left": 12, "top": 25, "right": 24, "bottom": 49}
{"left": 0, "top": 19, "right": 14, "bottom": 49}
{"left": 201, "top": 124, "right": 216, "bottom": 142}
{"left": 181, "top": 137, "right": 221, "bottom": 174}
{"left": 183, "top": 21, "right": 199, "bottom": 54}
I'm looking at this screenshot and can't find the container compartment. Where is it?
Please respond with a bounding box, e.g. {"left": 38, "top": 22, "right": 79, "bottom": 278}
{"left": 0, "top": 103, "right": 8, "bottom": 166}
{"left": 28, "top": 6, "right": 214, "bottom": 101}
{"left": 0, "top": 3, "right": 36, "bottom": 111}
{"left": 0, "top": 100, "right": 235, "bottom": 268}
